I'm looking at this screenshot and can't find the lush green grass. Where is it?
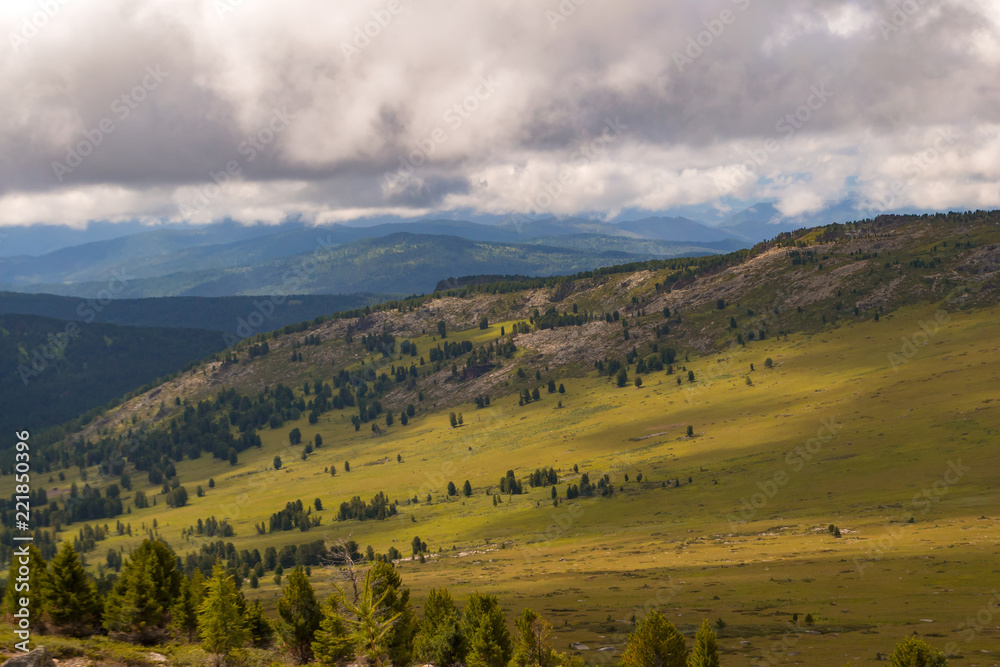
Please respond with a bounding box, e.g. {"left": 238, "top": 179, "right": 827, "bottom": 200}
{"left": 14, "top": 296, "right": 999, "bottom": 664}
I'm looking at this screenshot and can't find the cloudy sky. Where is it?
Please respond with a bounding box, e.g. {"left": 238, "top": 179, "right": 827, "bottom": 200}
{"left": 1, "top": 0, "right": 998, "bottom": 228}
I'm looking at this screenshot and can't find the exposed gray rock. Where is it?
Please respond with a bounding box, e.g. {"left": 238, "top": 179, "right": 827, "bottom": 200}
{"left": 1, "top": 647, "right": 55, "bottom": 667}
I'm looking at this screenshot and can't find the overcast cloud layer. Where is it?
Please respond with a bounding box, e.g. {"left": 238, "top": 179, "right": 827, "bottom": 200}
{"left": 1, "top": 0, "right": 999, "bottom": 227}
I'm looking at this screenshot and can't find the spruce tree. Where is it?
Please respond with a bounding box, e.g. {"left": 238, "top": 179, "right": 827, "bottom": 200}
{"left": 277, "top": 566, "right": 322, "bottom": 664}
{"left": 687, "top": 620, "right": 720, "bottom": 666}
{"left": 510, "top": 608, "right": 556, "bottom": 667}
{"left": 4, "top": 544, "right": 47, "bottom": 628}
{"left": 338, "top": 567, "right": 404, "bottom": 667}
{"left": 103, "top": 539, "right": 183, "bottom": 642}
{"left": 370, "top": 561, "right": 418, "bottom": 666}
{"left": 42, "top": 542, "right": 100, "bottom": 636}
{"left": 620, "top": 610, "right": 687, "bottom": 667}
{"left": 198, "top": 562, "right": 249, "bottom": 666}
{"left": 461, "top": 592, "right": 511, "bottom": 667}
{"left": 313, "top": 593, "right": 354, "bottom": 666}
{"left": 414, "top": 587, "right": 464, "bottom": 667}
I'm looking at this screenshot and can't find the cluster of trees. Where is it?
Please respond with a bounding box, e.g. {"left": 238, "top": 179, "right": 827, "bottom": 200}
{"left": 337, "top": 492, "right": 398, "bottom": 522}
{"left": 498, "top": 470, "right": 523, "bottom": 495}
{"left": 185, "top": 516, "right": 234, "bottom": 539}
{"left": 264, "top": 500, "right": 322, "bottom": 533}
{"left": 565, "top": 473, "right": 614, "bottom": 499}
{"left": 527, "top": 467, "right": 558, "bottom": 487}
{"left": 534, "top": 306, "right": 589, "bottom": 330}
{"left": 429, "top": 340, "right": 475, "bottom": 363}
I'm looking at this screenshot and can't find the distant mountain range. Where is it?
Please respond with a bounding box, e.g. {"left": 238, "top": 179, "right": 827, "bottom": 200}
{"left": 0, "top": 202, "right": 878, "bottom": 302}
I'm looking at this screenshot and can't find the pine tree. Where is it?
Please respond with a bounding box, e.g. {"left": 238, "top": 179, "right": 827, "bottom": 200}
{"left": 42, "top": 542, "right": 100, "bottom": 636}
{"left": 510, "top": 608, "right": 556, "bottom": 667}
{"left": 103, "top": 539, "right": 183, "bottom": 642}
{"left": 414, "top": 587, "right": 464, "bottom": 667}
{"left": 687, "top": 620, "right": 720, "bottom": 666}
{"left": 620, "top": 610, "right": 687, "bottom": 667}
{"left": 313, "top": 593, "right": 354, "bottom": 666}
{"left": 463, "top": 480, "right": 473, "bottom": 497}
{"left": 461, "top": 592, "right": 511, "bottom": 667}
{"left": 277, "top": 566, "right": 322, "bottom": 664}
{"left": 198, "top": 562, "right": 249, "bottom": 666}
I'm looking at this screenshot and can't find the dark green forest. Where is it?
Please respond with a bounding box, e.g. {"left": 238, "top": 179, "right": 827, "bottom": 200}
{"left": 0, "top": 314, "right": 228, "bottom": 443}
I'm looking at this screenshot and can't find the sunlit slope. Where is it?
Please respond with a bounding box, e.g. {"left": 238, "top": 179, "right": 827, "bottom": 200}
{"left": 34, "top": 298, "right": 998, "bottom": 663}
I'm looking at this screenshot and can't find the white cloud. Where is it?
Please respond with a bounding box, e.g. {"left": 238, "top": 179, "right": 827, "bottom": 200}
{"left": 0, "top": 0, "right": 998, "bottom": 227}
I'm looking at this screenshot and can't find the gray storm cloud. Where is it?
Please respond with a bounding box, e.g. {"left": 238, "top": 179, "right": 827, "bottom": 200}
{"left": 0, "top": 0, "right": 998, "bottom": 226}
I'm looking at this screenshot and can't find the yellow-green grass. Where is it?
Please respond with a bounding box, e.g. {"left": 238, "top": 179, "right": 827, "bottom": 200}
{"left": 8, "top": 301, "right": 1000, "bottom": 664}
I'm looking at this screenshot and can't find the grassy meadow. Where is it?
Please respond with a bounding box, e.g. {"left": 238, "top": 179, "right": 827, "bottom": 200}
{"left": 9, "top": 295, "right": 999, "bottom": 664}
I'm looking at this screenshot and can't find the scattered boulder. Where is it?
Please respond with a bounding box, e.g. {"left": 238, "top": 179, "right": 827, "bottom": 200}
{"left": 570, "top": 643, "right": 590, "bottom": 651}
{"left": 1, "top": 647, "right": 55, "bottom": 667}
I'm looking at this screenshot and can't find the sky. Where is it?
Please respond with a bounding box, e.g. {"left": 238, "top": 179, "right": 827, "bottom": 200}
{"left": 1, "top": 0, "right": 999, "bottom": 228}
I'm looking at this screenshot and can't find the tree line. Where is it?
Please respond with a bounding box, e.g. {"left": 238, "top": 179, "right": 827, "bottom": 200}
{"left": 2, "top": 538, "right": 947, "bottom": 666}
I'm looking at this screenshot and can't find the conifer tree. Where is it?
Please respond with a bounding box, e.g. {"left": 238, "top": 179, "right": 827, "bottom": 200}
{"left": 198, "top": 562, "right": 249, "bottom": 666}
{"left": 313, "top": 593, "right": 354, "bottom": 666}
{"left": 337, "top": 567, "right": 404, "bottom": 667}
{"left": 103, "top": 539, "right": 183, "bottom": 642}
{"left": 368, "top": 561, "right": 417, "bottom": 666}
{"left": 621, "top": 610, "right": 687, "bottom": 667}
{"left": 244, "top": 599, "right": 274, "bottom": 648}
{"left": 171, "top": 570, "right": 203, "bottom": 641}
{"left": 414, "top": 587, "right": 464, "bottom": 667}
{"left": 277, "top": 566, "right": 322, "bottom": 664}
{"left": 510, "top": 608, "right": 556, "bottom": 667}
{"left": 687, "top": 620, "right": 720, "bottom": 667}
{"left": 42, "top": 542, "right": 100, "bottom": 636}
{"left": 461, "top": 592, "right": 511, "bottom": 667}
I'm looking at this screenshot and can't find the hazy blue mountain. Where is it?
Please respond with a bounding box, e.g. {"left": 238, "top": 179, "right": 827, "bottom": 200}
{"left": 613, "top": 216, "right": 742, "bottom": 243}
{"left": 9, "top": 233, "right": 679, "bottom": 298}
